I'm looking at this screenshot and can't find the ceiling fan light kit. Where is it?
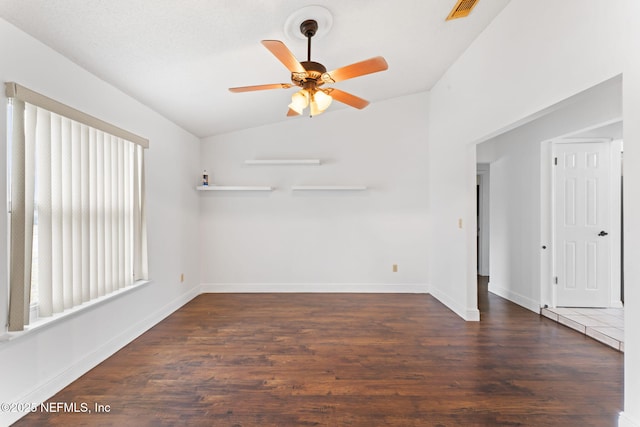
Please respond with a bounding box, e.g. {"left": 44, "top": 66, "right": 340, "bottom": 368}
{"left": 229, "top": 13, "right": 388, "bottom": 118}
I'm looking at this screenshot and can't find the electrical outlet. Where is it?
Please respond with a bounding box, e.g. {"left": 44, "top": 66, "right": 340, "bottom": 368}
{"left": 392, "top": 264, "right": 398, "bottom": 273}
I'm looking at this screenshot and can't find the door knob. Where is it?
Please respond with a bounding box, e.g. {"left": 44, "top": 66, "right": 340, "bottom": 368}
{"left": 598, "top": 230, "right": 609, "bottom": 237}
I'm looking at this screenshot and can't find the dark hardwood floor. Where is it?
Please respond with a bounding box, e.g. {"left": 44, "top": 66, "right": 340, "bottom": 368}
{"left": 14, "top": 278, "right": 623, "bottom": 426}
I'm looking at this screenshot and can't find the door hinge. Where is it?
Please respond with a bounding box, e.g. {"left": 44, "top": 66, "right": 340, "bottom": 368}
{"left": 554, "top": 276, "right": 558, "bottom": 285}
{"left": 554, "top": 157, "right": 558, "bottom": 166}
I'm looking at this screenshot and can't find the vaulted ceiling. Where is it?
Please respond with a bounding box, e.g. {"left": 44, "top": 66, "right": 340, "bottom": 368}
{"left": 0, "top": 0, "right": 510, "bottom": 138}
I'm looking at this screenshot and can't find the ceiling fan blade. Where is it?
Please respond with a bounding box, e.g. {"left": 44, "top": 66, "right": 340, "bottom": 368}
{"left": 229, "top": 83, "right": 292, "bottom": 93}
{"left": 325, "top": 88, "right": 370, "bottom": 109}
{"left": 287, "top": 108, "right": 300, "bottom": 117}
{"left": 325, "top": 56, "right": 388, "bottom": 83}
{"left": 261, "top": 40, "right": 306, "bottom": 74}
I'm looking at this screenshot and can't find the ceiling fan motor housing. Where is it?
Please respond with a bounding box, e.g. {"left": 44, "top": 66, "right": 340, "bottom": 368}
{"left": 292, "top": 61, "right": 327, "bottom": 88}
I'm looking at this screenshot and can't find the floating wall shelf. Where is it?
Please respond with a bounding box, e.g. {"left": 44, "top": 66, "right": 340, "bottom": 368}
{"left": 291, "top": 186, "right": 368, "bottom": 191}
{"left": 196, "top": 185, "right": 273, "bottom": 191}
{"left": 244, "top": 159, "right": 321, "bottom": 165}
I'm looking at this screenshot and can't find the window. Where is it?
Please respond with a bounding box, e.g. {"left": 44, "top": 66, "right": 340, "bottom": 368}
{"left": 6, "top": 82, "right": 148, "bottom": 332}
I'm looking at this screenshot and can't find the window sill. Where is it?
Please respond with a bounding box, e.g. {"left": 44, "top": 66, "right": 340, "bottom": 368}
{"left": 0, "top": 280, "right": 151, "bottom": 343}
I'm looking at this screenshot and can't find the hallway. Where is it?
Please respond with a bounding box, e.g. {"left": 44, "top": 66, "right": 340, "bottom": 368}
{"left": 541, "top": 306, "right": 624, "bottom": 352}
{"left": 478, "top": 276, "right": 624, "bottom": 352}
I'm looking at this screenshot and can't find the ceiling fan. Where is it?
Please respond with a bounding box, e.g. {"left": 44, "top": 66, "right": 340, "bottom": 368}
{"left": 229, "top": 19, "right": 388, "bottom": 117}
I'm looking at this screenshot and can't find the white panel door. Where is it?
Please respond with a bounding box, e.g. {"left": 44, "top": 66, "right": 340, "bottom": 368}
{"left": 554, "top": 142, "right": 611, "bottom": 307}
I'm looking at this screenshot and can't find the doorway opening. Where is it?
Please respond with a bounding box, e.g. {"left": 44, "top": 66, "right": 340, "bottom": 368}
{"left": 474, "top": 76, "right": 623, "bottom": 317}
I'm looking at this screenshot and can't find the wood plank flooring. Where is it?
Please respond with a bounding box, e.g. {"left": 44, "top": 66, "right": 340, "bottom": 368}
{"left": 14, "top": 279, "right": 623, "bottom": 426}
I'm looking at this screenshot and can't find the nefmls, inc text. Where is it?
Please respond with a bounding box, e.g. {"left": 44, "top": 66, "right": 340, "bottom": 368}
{"left": 1, "top": 401, "right": 111, "bottom": 413}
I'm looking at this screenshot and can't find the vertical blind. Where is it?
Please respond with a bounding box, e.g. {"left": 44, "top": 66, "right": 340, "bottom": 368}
{"left": 6, "top": 82, "right": 148, "bottom": 331}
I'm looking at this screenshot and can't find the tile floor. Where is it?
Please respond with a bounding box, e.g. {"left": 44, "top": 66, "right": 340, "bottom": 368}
{"left": 540, "top": 306, "right": 625, "bottom": 352}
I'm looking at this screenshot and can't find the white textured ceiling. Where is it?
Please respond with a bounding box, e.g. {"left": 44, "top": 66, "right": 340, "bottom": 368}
{"left": 0, "top": 0, "right": 510, "bottom": 138}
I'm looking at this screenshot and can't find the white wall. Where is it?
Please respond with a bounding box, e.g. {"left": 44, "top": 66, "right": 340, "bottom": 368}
{"left": 478, "top": 77, "right": 622, "bottom": 312}
{"left": 622, "top": 2, "right": 640, "bottom": 424}
{"left": 429, "top": 0, "right": 638, "bottom": 425}
{"left": 0, "top": 18, "right": 201, "bottom": 425}
{"left": 199, "top": 92, "right": 430, "bottom": 293}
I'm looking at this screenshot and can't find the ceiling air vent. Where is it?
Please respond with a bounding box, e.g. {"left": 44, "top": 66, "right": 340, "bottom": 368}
{"left": 446, "top": 0, "right": 479, "bottom": 21}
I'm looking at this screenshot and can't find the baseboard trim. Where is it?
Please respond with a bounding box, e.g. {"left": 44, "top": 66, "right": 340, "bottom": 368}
{"left": 488, "top": 282, "right": 540, "bottom": 314}
{"left": 1, "top": 285, "right": 201, "bottom": 427}
{"left": 200, "top": 282, "right": 430, "bottom": 294}
{"left": 429, "top": 286, "right": 480, "bottom": 321}
{"left": 619, "top": 412, "right": 640, "bottom": 427}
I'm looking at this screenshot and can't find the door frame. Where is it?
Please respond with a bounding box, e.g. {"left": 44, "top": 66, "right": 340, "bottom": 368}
{"left": 477, "top": 164, "right": 490, "bottom": 276}
{"left": 541, "top": 137, "right": 623, "bottom": 308}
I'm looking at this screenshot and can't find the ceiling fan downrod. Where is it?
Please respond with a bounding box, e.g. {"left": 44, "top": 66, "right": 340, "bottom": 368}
{"left": 300, "top": 19, "right": 318, "bottom": 62}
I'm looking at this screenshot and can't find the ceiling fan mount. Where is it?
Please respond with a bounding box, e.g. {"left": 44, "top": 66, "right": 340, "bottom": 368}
{"left": 299, "top": 19, "right": 318, "bottom": 38}
{"left": 229, "top": 17, "right": 388, "bottom": 117}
